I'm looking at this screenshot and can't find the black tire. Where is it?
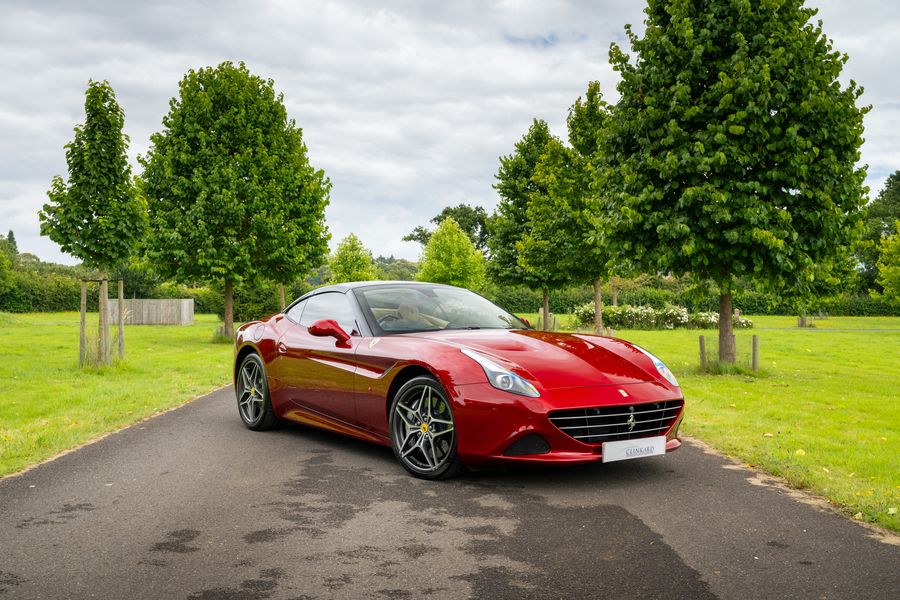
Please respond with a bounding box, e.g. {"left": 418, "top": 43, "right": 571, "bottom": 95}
{"left": 389, "top": 375, "right": 464, "bottom": 480}
{"left": 235, "top": 353, "right": 279, "bottom": 431}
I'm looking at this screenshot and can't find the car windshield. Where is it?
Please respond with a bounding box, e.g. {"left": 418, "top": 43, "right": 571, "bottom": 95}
{"left": 355, "top": 284, "right": 528, "bottom": 334}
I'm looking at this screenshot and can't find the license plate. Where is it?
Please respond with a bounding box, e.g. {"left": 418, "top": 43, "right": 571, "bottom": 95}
{"left": 601, "top": 436, "right": 667, "bottom": 463}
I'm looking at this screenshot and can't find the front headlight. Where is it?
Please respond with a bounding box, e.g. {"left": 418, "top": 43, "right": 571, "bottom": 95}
{"left": 461, "top": 348, "right": 540, "bottom": 397}
{"left": 633, "top": 345, "right": 679, "bottom": 388}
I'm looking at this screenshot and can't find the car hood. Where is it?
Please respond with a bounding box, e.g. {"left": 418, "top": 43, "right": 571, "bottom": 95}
{"left": 413, "top": 329, "right": 661, "bottom": 390}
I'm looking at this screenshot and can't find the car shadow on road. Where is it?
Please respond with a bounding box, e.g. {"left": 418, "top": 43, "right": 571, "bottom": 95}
{"left": 272, "top": 419, "right": 680, "bottom": 492}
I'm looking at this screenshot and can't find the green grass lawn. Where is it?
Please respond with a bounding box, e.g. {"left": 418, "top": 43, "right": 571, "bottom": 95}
{"left": 2, "top": 311, "right": 898, "bottom": 532}
{"left": 0, "top": 312, "right": 232, "bottom": 477}
{"left": 521, "top": 313, "right": 900, "bottom": 531}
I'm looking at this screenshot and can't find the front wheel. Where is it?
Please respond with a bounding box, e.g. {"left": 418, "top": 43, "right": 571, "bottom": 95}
{"left": 389, "top": 376, "right": 463, "bottom": 480}
{"left": 236, "top": 353, "right": 278, "bottom": 431}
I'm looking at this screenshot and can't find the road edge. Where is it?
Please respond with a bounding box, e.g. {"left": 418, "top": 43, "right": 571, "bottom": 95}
{"left": 0, "top": 383, "right": 231, "bottom": 482}
{"left": 684, "top": 436, "right": 900, "bottom": 546}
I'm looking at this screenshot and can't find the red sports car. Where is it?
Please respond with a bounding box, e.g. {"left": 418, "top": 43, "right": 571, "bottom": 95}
{"left": 234, "top": 281, "right": 684, "bottom": 479}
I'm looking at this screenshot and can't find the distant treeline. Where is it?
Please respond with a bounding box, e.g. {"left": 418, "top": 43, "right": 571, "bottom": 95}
{"left": 1, "top": 255, "right": 896, "bottom": 319}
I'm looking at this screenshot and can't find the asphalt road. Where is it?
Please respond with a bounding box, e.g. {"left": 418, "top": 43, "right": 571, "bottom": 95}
{"left": 1, "top": 387, "right": 897, "bottom": 600}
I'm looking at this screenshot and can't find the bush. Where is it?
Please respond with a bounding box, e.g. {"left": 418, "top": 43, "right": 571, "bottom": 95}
{"left": 574, "top": 303, "right": 753, "bottom": 330}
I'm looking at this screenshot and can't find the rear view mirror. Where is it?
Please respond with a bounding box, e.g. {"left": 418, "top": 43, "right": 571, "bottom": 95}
{"left": 308, "top": 319, "right": 351, "bottom": 346}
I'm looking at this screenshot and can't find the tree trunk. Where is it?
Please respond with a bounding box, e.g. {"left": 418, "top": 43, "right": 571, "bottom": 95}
{"left": 718, "top": 291, "right": 736, "bottom": 363}
{"left": 98, "top": 279, "right": 110, "bottom": 366}
{"left": 117, "top": 278, "right": 125, "bottom": 360}
{"left": 224, "top": 280, "right": 234, "bottom": 339}
{"left": 593, "top": 277, "right": 604, "bottom": 334}
{"left": 79, "top": 281, "right": 87, "bottom": 368}
{"left": 278, "top": 282, "right": 286, "bottom": 309}
{"left": 542, "top": 289, "right": 550, "bottom": 332}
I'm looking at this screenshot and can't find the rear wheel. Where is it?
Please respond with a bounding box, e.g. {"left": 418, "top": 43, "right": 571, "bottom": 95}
{"left": 236, "top": 353, "right": 278, "bottom": 431}
{"left": 389, "top": 376, "right": 463, "bottom": 479}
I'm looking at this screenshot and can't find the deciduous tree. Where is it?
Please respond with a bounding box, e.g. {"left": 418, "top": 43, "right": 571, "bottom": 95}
{"left": 403, "top": 204, "right": 489, "bottom": 251}
{"left": 599, "top": 0, "right": 869, "bottom": 362}
{"left": 39, "top": 80, "right": 146, "bottom": 364}
{"left": 328, "top": 234, "right": 377, "bottom": 283}
{"left": 857, "top": 171, "right": 900, "bottom": 292}
{"left": 417, "top": 218, "right": 485, "bottom": 289}
{"left": 141, "top": 62, "right": 329, "bottom": 338}
{"left": 488, "top": 119, "right": 560, "bottom": 327}
{"left": 875, "top": 223, "right": 900, "bottom": 305}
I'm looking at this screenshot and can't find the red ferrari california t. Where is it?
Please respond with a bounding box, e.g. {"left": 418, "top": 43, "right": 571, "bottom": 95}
{"left": 234, "top": 281, "right": 684, "bottom": 479}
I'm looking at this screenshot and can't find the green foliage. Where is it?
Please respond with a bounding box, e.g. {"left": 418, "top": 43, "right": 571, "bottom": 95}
{"left": 857, "top": 172, "right": 900, "bottom": 291}
{"left": 39, "top": 80, "right": 146, "bottom": 272}
{"left": 0, "top": 245, "right": 12, "bottom": 296}
{"left": 600, "top": 0, "right": 869, "bottom": 355}
{"left": 875, "top": 223, "right": 900, "bottom": 304}
{"left": 416, "top": 218, "right": 485, "bottom": 289}
{"left": 5, "top": 230, "right": 17, "bottom": 255}
{"left": 517, "top": 139, "right": 583, "bottom": 291}
{"left": 404, "top": 204, "right": 488, "bottom": 250}
{"left": 141, "top": 61, "right": 330, "bottom": 290}
{"left": 328, "top": 234, "right": 377, "bottom": 283}
{"left": 488, "top": 119, "right": 554, "bottom": 288}
{"left": 375, "top": 255, "right": 418, "bottom": 281}
{"left": 572, "top": 303, "right": 753, "bottom": 330}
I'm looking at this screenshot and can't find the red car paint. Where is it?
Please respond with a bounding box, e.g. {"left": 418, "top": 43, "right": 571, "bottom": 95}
{"left": 234, "top": 283, "right": 684, "bottom": 466}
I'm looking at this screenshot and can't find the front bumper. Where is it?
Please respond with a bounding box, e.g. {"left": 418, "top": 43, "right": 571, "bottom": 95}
{"left": 451, "top": 381, "right": 684, "bottom": 467}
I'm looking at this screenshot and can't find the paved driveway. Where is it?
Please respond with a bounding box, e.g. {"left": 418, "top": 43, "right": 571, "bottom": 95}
{"left": 1, "top": 387, "right": 897, "bottom": 599}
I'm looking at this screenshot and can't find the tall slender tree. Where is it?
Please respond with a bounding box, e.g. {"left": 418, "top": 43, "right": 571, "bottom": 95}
{"left": 599, "top": 0, "right": 869, "bottom": 362}
{"left": 488, "top": 119, "right": 561, "bottom": 328}
{"left": 5, "top": 230, "right": 17, "bottom": 255}
{"left": 40, "top": 80, "right": 146, "bottom": 364}
{"left": 141, "top": 62, "right": 329, "bottom": 338}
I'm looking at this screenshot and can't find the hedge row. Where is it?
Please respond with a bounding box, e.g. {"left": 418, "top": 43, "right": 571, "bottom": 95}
{"left": 2, "top": 265, "right": 897, "bottom": 319}
{"left": 486, "top": 285, "right": 899, "bottom": 317}
{"left": 573, "top": 303, "right": 754, "bottom": 330}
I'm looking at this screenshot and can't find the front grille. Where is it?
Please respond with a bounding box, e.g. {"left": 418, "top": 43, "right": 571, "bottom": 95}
{"left": 548, "top": 399, "right": 683, "bottom": 444}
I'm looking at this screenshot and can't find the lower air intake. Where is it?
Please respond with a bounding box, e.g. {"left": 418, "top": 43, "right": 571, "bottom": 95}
{"left": 549, "top": 399, "right": 683, "bottom": 444}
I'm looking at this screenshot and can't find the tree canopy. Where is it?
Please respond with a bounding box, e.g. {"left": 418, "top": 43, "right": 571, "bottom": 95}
{"left": 598, "top": 0, "right": 869, "bottom": 360}
{"left": 6, "top": 231, "right": 17, "bottom": 255}
{"left": 875, "top": 223, "right": 900, "bottom": 305}
{"left": 403, "top": 204, "right": 489, "bottom": 251}
{"left": 487, "top": 119, "right": 554, "bottom": 288}
{"left": 40, "top": 80, "right": 146, "bottom": 272}
{"left": 141, "top": 62, "right": 329, "bottom": 336}
{"left": 329, "top": 234, "right": 377, "bottom": 283}
{"left": 375, "top": 255, "right": 418, "bottom": 281}
{"left": 417, "top": 218, "right": 485, "bottom": 289}
{"left": 858, "top": 171, "right": 900, "bottom": 291}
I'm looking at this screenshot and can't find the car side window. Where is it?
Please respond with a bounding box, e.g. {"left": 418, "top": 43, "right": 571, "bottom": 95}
{"left": 285, "top": 299, "right": 307, "bottom": 324}
{"left": 299, "top": 293, "right": 359, "bottom": 335}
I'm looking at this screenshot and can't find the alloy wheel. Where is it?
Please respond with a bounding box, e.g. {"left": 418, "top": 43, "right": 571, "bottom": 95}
{"left": 391, "top": 382, "right": 456, "bottom": 474}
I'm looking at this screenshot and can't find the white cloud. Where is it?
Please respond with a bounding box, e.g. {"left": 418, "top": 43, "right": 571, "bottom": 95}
{"left": 1, "top": 0, "right": 898, "bottom": 264}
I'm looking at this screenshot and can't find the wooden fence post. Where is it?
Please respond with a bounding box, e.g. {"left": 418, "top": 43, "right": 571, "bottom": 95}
{"left": 752, "top": 335, "right": 759, "bottom": 372}
{"left": 79, "top": 281, "right": 87, "bottom": 367}
{"left": 699, "top": 335, "right": 707, "bottom": 369}
{"left": 117, "top": 278, "right": 125, "bottom": 360}
{"left": 98, "top": 279, "right": 109, "bottom": 366}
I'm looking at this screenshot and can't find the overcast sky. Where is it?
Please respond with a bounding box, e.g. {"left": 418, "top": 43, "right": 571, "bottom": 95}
{"left": 2, "top": 0, "right": 898, "bottom": 265}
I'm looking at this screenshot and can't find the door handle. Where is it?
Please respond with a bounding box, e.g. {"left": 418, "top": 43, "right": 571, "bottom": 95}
{"left": 277, "top": 341, "right": 287, "bottom": 354}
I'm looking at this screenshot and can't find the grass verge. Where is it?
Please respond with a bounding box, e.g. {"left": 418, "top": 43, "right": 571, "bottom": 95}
{"left": 0, "top": 312, "right": 232, "bottom": 478}
{"left": 520, "top": 313, "right": 900, "bottom": 531}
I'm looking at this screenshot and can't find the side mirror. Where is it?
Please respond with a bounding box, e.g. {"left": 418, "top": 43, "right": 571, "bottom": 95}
{"left": 308, "top": 319, "right": 352, "bottom": 346}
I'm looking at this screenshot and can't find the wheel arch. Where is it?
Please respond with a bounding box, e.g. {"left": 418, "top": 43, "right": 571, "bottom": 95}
{"left": 234, "top": 343, "right": 261, "bottom": 384}
{"left": 385, "top": 364, "right": 436, "bottom": 418}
